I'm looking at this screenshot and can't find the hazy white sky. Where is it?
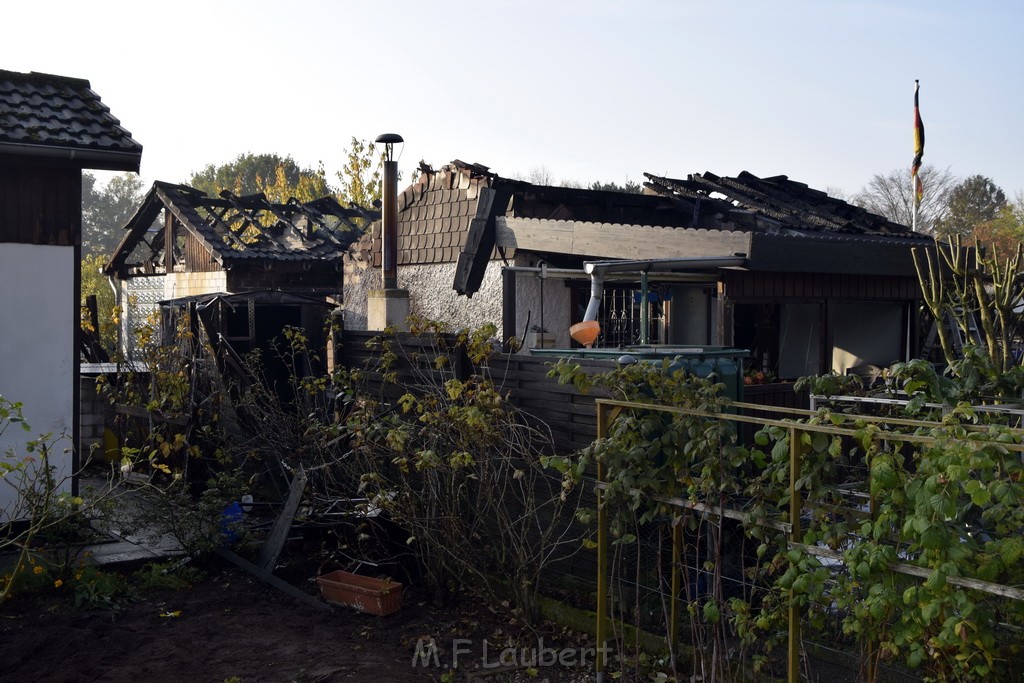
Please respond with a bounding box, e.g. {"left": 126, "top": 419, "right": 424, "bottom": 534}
{"left": 5, "top": 1, "right": 1023, "bottom": 198}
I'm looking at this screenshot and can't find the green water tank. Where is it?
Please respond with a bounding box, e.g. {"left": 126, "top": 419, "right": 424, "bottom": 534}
{"left": 530, "top": 346, "right": 749, "bottom": 402}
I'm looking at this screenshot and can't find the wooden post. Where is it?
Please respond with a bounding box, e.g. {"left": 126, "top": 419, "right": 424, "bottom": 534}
{"left": 788, "top": 426, "right": 802, "bottom": 683}
{"left": 866, "top": 440, "right": 880, "bottom": 682}
{"left": 164, "top": 211, "right": 174, "bottom": 273}
{"left": 670, "top": 516, "right": 682, "bottom": 656}
{"left": 596, "top": 402, "right": 610, "bottom": 682}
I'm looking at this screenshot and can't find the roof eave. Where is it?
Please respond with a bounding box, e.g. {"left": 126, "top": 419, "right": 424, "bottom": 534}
{"left": 0, "top": 142, "right": 142, "bottom": 173}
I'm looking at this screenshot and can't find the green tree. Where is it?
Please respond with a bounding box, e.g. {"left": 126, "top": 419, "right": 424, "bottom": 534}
{"left": 335, "top": 137, "right": 382, "bottom": 208}
{"left": 934, "top": 174, "right": 1007, "bottom": 238}
{"left": 853, "top": 164, "right": 957, "bottom": 234}
{"left": 589, "top": 179, "right": 643, "bottom": 194}
{"left": 254, "top": 162, "right": 330, "bottom": 204}
{"left": 189, "top": 153, "right": 323, "bottom": 198}
{"left": 972, "top": 193, "right": 1024, "bottom": 256}
{"left": 80, "top": 252, "right": 118, "bottom": 353}
{"left": 82, "top": 172, "right": 145, "bottom": 257}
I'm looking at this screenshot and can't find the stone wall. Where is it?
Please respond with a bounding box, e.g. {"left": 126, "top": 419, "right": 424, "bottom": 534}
{"left": 78, "top": 371, "right": 109, "bottom": 461}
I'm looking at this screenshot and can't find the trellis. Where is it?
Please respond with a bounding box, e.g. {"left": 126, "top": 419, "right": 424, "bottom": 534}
{"left": 591, "top": 397, "right": 1024, "bottom": 682}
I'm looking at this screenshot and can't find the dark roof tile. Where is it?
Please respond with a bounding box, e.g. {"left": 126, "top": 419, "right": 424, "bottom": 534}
{"left": 0, "top": 69, "right": 142, "bottom": 170}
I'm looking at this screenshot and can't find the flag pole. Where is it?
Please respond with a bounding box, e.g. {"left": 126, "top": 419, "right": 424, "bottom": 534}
{"left": 912, "top": 177, "right": 918, "bottom": 233}
{"left": 912, "top": 79, "right": 924, "bottom": 233}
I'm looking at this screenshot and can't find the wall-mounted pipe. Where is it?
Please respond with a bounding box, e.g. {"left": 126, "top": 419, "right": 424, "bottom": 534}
{"left": 580, "top": 256, "right": 746, "bottom": 323}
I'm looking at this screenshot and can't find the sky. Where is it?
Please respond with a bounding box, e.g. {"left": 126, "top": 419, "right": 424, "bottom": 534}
{"left": 4, "top": 1, "right": 1023, "bottom": 199}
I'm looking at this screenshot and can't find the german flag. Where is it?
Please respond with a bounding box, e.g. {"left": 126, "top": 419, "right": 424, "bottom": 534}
{"left": 912, "top": 80, "right": 925, "bottom": 200}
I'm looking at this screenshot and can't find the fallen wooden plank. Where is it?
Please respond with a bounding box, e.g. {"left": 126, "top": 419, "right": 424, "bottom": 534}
{"left": 216, "top": 547, "right": 332, "bottom": 612}
{"left": 87, "top": 540, "right": 183, "bottom": 566}
{"left": 256, "top": 468, "right": 307, "bottom": 572}
{"left": 81, "top": 529, "right": 185, "bottom": 567}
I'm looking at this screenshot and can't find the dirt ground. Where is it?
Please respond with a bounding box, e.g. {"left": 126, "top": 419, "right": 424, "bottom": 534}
{"left": 0, "top": 558, "right": 598, "bottom": 683}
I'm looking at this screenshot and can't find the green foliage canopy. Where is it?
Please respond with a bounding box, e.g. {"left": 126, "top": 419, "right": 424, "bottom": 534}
{"left": 188, "top": 152, "right": 323, "bottom": 198}
{"left": 935, "top": 174, "right": 1007, "bottom": 238}
{"left": 81, "top": 172, "right": 145, "bottom": 257}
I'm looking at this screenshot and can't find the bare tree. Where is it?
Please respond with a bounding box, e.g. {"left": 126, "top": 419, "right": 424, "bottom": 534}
{"left": 824, "top": 185, "right": 851, "bottom": 202}
{"left": 511, "top": 165, "right": 555, "bottom": 186}
{"left": 853, "top": 164, "right": 957, "bottom": 234}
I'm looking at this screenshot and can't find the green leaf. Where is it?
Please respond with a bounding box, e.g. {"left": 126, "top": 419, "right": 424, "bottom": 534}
{"left": 921, "top": 525, "right": 947, "bottom": 550}
{"left": 1002, "top": 536, "right": 1024, "bottom": 565}
{"left": 970, "top": 486, "right": 991, "bottom": 507}
{"left": 703, "top": 600, "right": 720, "bottom": 623}
{"left": 924, "top": 566, "right": 947, "bottom": 592}
{"left": 871, "top": 457, "right": 899, "bottom": 489}
{"left": 811, "top": 432, "right": 828, "bottom": 452}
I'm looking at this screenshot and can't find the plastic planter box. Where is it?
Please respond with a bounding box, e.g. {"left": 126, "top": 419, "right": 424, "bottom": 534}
{"left": 316, "top": 570, "right": 403, "bottom": 616}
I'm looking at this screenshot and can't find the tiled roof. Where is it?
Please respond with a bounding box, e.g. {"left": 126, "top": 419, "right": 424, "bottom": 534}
{"left": 106, "top": 181, "right": 379, "bottom": 275}
{"left": 363, "top": 160, "right": 696, "bottom": 268}
{"left": 383, "top": 160, "right": 488, "bottom": 266}
{"left": 0, "top": 70, "right": 142, "bottom": 171}
{"left": 349, "top": 161, "right": 929, "bottom": 296}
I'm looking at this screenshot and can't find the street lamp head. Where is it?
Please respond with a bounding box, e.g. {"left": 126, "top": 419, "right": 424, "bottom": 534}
{"left": 374, "top": 133, "right": 404, "bottom": 162}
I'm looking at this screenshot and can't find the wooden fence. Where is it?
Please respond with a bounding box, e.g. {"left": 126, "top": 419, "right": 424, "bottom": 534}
{"left": 339, "top": 330, "right": 806, "bottom": 454}
{"left": 339, "top": 330, "right": 619, "bottom": 454}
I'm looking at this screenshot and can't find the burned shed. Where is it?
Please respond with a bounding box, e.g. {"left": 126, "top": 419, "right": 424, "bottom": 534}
{"left": 104, "top": 181, "right": 378, "bottom": 355}
{"left": 641, "top": 171, "right": 931, "bottom": 379}
{"left": 344, "top": 161, "right": 932, "bottom": 381}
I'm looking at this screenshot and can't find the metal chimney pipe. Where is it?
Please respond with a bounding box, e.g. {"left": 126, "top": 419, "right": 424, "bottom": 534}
{"left": 381, "top": 157, "right": 398, "bottom": 289}
{"left": 375, "top": 133, "right": 403, "bottom": 290}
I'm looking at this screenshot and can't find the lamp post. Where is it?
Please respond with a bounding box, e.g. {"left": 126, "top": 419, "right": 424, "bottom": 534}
{"left": 374, "top": 133, "right": 403, "bottom": 290}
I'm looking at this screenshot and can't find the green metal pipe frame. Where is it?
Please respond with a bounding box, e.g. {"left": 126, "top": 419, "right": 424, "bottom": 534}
{"left": 788, "top": 426, "right": 801, "bottom": 683}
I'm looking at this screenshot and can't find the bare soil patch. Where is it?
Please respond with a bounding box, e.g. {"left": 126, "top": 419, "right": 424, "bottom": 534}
{"left": 0, "top": 558, "right": 594, "bottom": 683}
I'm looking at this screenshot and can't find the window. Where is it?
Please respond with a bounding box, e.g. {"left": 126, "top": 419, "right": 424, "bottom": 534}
{"left": 574, "top": 283, "right": 670, "bottom": 348}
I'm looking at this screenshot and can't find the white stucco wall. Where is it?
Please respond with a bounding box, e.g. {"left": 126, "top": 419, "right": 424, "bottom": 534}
{"left": 0, "top": 244, "right": 75, "bottom": 518}
{"left": 344, "top": 256, "right": 574, "bottom": 350}
{"left": 669, "top": 286, "right": 712, "bottom": 346}
{"left": 511, "top": 267, "right": 573, "bottom": 348}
